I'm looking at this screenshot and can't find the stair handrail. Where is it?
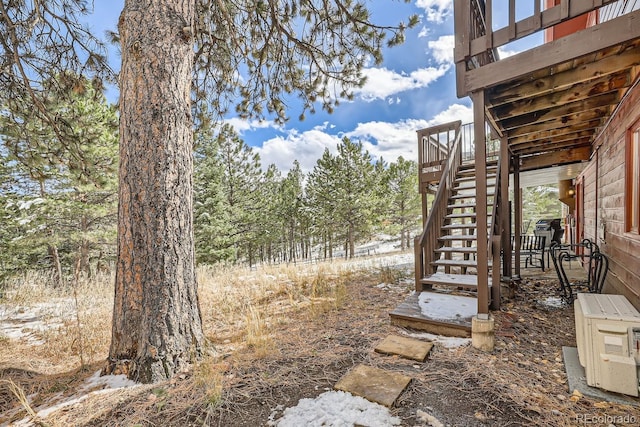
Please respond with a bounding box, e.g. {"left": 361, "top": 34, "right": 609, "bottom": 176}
{"left": 415, "top": 120, "right": 463, "bottom": 290}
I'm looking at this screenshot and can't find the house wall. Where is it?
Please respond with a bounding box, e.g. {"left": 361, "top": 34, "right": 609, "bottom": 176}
{"left": 544, "top": 0, "right": 598, "bottom": 42}
{"left": 581, "top": 81, "right": 640, "bottom": 308}
{"left": 581, "top": 160, "right": 598, "bottom": 244}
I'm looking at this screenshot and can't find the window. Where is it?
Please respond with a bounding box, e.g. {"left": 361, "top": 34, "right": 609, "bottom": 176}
{"left": 627, "top": 120, "right": 640, "bottom": 234}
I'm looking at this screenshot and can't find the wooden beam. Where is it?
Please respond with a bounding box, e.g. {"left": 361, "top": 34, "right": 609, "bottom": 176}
{"left": 505, "top": 113, "right": 605, "bottom": 137}
{"left": 497, "top": 92, "right": 619, "bottom": 130}
{"left": 487, "top": 45, "right": 640, "bottom": 107}
{"left": 485, "top": 0, "right": 493, "bottom": 50}
{"left": 511, "top": 132, "right": 594, "bottom": 151}
{"left": 463, "top": 9, "right": 640, "bottom": 95}
{"left": 513, "top": 155, "right": 521, "bottom": 278}
{"left": 519, "top": 146, "right": 592, "bottom": 171}
{"left": 508, "top": 119, "right": 602, "bottom": 145}
{"left": 500, "top": 136, "right": 511, "bottom": 280}
{"left": 489, "top": 70, "right": 633, "bottom": 120}
{"left": 508, "top": 0, "right": 515, "bottom": 40}
{"left": 472, "top": 91, "right": 489, "bottom": 315}
{"left": 514, "top": 138, "right": 592, "bottom": 156}
{"left": 454, "top": 0, "right": 470, "bottom": 62}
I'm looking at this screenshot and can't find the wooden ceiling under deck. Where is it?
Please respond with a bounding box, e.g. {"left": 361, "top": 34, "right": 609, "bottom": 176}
{"left": 485, "top": 39, "right": 640, "bottom": 172}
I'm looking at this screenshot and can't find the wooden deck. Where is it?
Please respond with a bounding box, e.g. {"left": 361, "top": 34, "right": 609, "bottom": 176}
{"left": 389, "top": 291, "right": 475, "bottom": 338}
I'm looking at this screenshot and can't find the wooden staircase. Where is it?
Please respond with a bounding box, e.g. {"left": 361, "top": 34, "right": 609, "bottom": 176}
{"left": 391, "top": 121, "right": 504, "bottom": 336}
{"left": 421, "top": 161, "right": 497, "bottom": 288}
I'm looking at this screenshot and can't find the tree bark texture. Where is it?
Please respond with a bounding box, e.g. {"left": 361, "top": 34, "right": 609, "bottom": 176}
{"left": 107, "top": 0, "right": 204, "bottom": 383}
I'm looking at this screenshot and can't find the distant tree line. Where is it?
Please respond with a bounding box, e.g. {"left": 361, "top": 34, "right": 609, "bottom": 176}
{"left": 0, "top": 77, "right": 119, "bottom": 284}
{"left": 193, "top": 123, "right": 422, "bottom": 266}
{"left": 1, "top": 84, "right": 422, "bottom": 282}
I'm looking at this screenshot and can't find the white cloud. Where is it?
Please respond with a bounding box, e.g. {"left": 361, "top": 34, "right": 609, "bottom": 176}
{"left": 256, "top": 128, "right": 342, "bottom": 174}
{"left": 429, "top": 103, "right": 473, "bottom": 125}
{"left": 418, "top": 26, "right": 431, "bottom": 38}
{"left": 428, "top": 35, "right": 454, "bottom": 64}
{"left": 416, "top": 0, "right": 453, "bottom": 23}
{"left": 497, "top": 46, "right": 519, "bottom": 59}
{"left": 356, "top": 65, "right": 449, "bottom": 101}
{"left": 255, "top": 104, "right": 473, "bottom": 174}
{"left": 225, "top": 117, "right": 279, "bottom": 133}
{"left": 343, "top": 103, "right": 472, "bottom": 164}
{"left": 346, "top": 119, "right": 428, "bottom": 163}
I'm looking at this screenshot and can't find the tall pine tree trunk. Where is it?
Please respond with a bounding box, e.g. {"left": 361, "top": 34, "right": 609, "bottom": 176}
{"left": 47, "top": 244, "right": 63, "bottom": 287}
{"left": 348, "top": 222, "right": 355, "bottom": 259}
{"left": 78, "top": 216, "right": 92, "bottom": 278}
{"left": 106, "top": 0, "right": 204, "bottom": 383}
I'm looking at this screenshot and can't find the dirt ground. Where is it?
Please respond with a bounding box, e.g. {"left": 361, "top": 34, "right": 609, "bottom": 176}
{"left": 2, "top": 266, "right": 639, "bottom": 426}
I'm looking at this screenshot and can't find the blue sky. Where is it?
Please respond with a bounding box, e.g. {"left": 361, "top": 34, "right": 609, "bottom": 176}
{"left": 86, "top": 1, "right": 527, "bottom": 174}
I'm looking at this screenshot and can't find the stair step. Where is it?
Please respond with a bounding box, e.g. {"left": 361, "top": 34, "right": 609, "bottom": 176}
{"left": 450, "top": 191, "right": 496, "bottom": 200}
{"left": 439, "top": 235, "right": 477, "bottom": 241}
{"left": 435, "top": 246, "right": 478, "bottom": 254}
{"left": 453, "top": 183, "right": 478, "bottom": 191}
{"left": 441, "top": 223, "right": 478, "bottom": 230}
{"left": 459, "top": 160, "right": 498, "bottom": 169}
{"left": 454, "top": 178, "right": 496, "bottom": 187}
{"left": 456, "top": 174, "right": 496, "bottom": 183}
{"left": 431, "top": 259, "right": 483, "bottom": 268}
{"left": 447, "top": 202, "right": 476, "bottom": 209}
{"left": 445, "top": 213, "right": 476, "bottom": 219}
{"left": 458, "top": 167, "right": 498, "bottom": 176}
{"left": 420, "top": 272, "right": 492, "bottom": 289}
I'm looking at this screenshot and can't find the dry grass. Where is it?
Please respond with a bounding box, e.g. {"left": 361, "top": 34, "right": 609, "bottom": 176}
{"left": 0, "top": 257, "right": 385, "bottom": 425}
{"left": 197, "top": 260, "right": 356, "bottom": 357}
{"left": 0, "top": 270, "right": 114, "bottom": 374}
{"left": 4, "top": 259, "right": 637, "bottom": 426}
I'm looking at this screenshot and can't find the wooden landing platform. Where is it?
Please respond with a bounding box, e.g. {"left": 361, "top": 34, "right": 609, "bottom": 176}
{"left": 389, "top": 291, "right": 476, "bottom": 337}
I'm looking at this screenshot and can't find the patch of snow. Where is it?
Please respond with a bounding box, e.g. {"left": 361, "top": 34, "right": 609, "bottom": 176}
{"left": 81, "top": 370, "right": 139, "bottom": 392}
{"left": 33, "top": 394, "right": 93, "bottom": 420}
{"left": 11, "top": 371, "right": 140, "bottom": 426}
{"left": 268, "top": 390, "right": 401, "bottom": 427}
{"left": 344, "top": 254, "right": 413, "bottom": 272}
{"left": 18, "top": 215, "right": 35, "bottom": 226}
{"left": 417, "top": 292, "right": 477, "bottom": 321}
{"left": 17, "top": 198, "right": 45, "bottom": 210}
{"left": 0, "top": 300, "right": 75, "bottom": 343}
{"left": 539, "top": 296, "right": 566, "bottom": 309}
{"left": 402, "top": 331, "right": 471, "bottom": 349}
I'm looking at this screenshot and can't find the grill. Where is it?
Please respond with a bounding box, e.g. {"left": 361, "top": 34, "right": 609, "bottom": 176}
{"left": 534, "top": 218, "right": 563, "bottom": 247}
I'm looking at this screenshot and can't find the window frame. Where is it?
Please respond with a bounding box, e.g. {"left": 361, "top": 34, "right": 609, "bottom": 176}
{"left": 626, "top": 118, "right": 640, "bottom": 234}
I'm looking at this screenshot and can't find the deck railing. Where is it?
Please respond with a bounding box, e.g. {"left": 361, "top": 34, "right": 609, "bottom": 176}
{"left": 417, "top": 121, "right": 458, "bottom": 180}
{"left": 419, "top": 121, "right": 499, "bottom": 170}
{"left": 455, "top": 0, "right": 625, "bottom": 74}
{"left": 600, "top": 0, "right": 640, "bottom": 22}
{"left": 455, "top": 0, "right": 640, "bottom": 69}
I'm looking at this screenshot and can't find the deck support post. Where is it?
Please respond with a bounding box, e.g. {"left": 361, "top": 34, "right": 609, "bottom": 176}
{"left": 472, "top": 91, "right": 489, "bottom": 315}
{"left": 500, "top": 136, "right": 511, "bottom": 280}
{"left": 472, "top": 315, "right": 495, "bottom": 351}
{"left": 514, "top": 155, "right": 522, "bottom": 278}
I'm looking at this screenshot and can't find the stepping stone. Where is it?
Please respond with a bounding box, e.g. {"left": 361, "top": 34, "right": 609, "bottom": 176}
{"left": 334, "top": 364, "right": 411, "bottom": 407}
{"left": 374, "top": 335, "right": 433, "bottom": 362}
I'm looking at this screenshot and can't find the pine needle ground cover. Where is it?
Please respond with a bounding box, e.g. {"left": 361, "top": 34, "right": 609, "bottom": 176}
{"left": 1, "top": 257, "right": 637, "bottom": 426}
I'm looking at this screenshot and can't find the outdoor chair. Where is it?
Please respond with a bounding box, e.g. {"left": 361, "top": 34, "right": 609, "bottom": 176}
{"left": 514, "top": 235, "right": 547, "bottom": 271}
{"left": 549, "top": 239, "right": 609, "bottom": 303}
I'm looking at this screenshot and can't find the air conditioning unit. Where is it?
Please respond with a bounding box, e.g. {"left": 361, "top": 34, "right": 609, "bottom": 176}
{"left": 574, "top": 293, "right": 640, "bottom": 396}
